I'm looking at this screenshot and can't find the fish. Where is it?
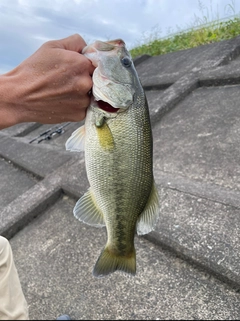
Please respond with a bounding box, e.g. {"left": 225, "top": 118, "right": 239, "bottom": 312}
{"left": 65, "top": 39, "right": 159, "bottom": 277}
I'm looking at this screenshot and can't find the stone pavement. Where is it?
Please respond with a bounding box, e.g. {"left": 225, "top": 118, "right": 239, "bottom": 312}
{"left": 1, "top": 36, "right": 240, "bottom": 320}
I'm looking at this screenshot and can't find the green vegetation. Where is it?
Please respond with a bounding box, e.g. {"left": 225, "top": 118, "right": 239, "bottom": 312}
{"left": 130, "top": 1, "right": 240, "bottom": 58}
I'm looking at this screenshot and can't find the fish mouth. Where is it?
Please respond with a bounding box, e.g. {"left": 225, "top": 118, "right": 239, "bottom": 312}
{"left": 96, "top": 100, "right": 119, "bottom": 113}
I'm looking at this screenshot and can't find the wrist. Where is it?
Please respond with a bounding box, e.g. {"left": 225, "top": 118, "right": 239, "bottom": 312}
{"left": 0, "top": 70, "right": 23, "bottom": 129}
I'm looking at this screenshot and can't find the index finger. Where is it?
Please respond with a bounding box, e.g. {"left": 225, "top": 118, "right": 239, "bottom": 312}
{"left": 51, "top": 34, "right": 87, "bottom": 53}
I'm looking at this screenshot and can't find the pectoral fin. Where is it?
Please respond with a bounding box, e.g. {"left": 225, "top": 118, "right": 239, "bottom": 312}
{"left": 74, "top": 189, "right": 105, "bottom": 227}
{"left": 65, "top": 125, "right": 85, "bottom": 152}
{"left": 137, "top": 181, "right": 160, "bottom": 235}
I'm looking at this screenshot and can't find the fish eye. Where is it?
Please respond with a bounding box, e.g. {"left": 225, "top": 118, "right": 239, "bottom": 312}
{"left": 121, "top": 57, "right": 132, "bottom": 68}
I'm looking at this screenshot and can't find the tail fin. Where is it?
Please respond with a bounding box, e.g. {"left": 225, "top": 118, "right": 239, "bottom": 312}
{"left": 93, "top": 246, "right": 136, "bottom": 278}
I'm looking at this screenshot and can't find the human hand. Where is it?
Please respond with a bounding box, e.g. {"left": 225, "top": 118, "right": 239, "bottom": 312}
{"left": 0, "top": 34, "right": 95, "bottom": 128}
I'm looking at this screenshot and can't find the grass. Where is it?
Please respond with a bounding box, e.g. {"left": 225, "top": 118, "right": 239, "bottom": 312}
{"left": 130, "top": 1, "right": 240, "bottom": 58}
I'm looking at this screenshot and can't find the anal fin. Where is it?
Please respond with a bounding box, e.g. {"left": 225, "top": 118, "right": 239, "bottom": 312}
{"left": 137, "top": 181, "right": 160, "bottom": 235}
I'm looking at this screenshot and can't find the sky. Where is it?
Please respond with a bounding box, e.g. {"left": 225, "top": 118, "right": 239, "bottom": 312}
{"left": 0, "top": 0, "right": 240, "bottom": 74}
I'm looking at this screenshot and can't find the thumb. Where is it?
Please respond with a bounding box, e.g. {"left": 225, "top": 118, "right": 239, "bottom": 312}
{"left": 48, "top": 34, "right": 87, "bottom": 53}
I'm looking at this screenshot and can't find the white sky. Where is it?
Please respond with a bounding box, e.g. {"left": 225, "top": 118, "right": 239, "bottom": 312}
{"left": 0, "top": 0, "right": 240, "bottom": 73}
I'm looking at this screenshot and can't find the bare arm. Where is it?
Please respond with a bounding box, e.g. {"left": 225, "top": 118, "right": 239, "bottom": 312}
{"left": 0, "top": 34, "right": 94, "bottom": 129}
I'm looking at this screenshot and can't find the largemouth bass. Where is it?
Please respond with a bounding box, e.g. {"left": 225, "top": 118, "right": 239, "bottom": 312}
{"left": 66, "top": 39, "right": 159, "bottom": 277}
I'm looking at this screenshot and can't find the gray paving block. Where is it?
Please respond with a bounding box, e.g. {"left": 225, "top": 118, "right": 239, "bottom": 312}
{"left": 199, "top": 65, "right": 240, "bottom": 87}
{"left": 0, "top": 135, "right": 73, "bottom": 177}
{"left": 0, "top": 157, "right": 37, "bottom": 212}
{"left": 0, "top": 122, "right": 41, "bottom": 137}
{"left": 146, "top": 73, "right": 198, "bottom": 124}
{"left": 155, "top": 170, "right": 240, "bottom": 214}
{"left": 153, "top": 84, "right": 240, "bottom": 191}
{"left": 60, "top": 157, "right": 89, "bottom": 199}
{"left": 10, "top": 196, "right": 240, "bottom": 320}
{"left": 0, "top": 174, "right": 62, "bottom": 238}
{"left": 145, "top": 89, "right": 165, "bottom": 120}
{"left": 133, "top": 54, "right": 151, "bottom": 67}
{"left": 147, "top": 180, "right": 240, "bottom": 287}
{"left": 136, "top": 35, "right": 240, "bottom": 86}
